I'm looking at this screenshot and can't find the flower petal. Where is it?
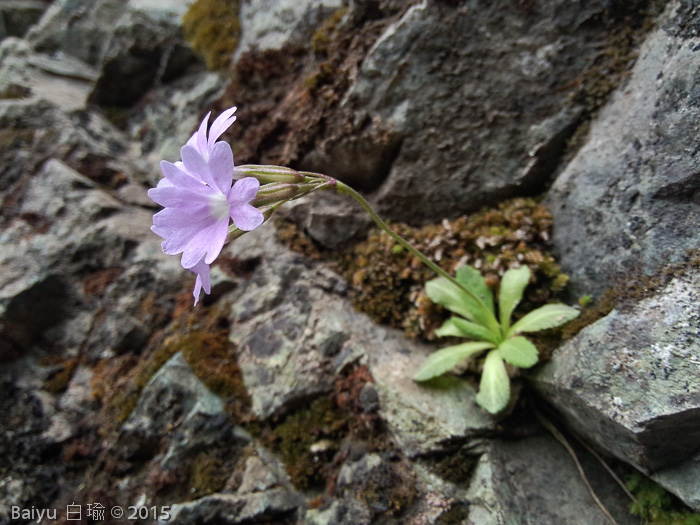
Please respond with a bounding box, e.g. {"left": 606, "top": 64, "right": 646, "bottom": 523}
{"left": 196, "top": 111, "right": 211, "bottom": 156}
{"left": 148, "top": 185, "right": 212, "bottom": 208}
{"left": 207, "top": 107, "right": 237, "bottom": 149}
{"left": 151, "top": 224, "right": 174, "bottom": 239}
{"left": 231, "top": 203, "right": 264, "bottom": 231}
{"left": 153, "top": 205, "right": 211, "bottom": 229}
{"left": 228, "top": 177, "right": 260, "bottom": 206}
{"left": 148, "top": 186, "right": 211, "bottom": 208}
{"left": 161, "top": 219, "right": 215, "bottom": 255}
{"left": 180, "top": 218, "right": 229, "bottom": 267}
{"left": 160, "top": 161, "right": 214, "bottom": 194}
{"left": 181, "top": 145, "right": 216, "bottom": 188}
{"left": 185, "top": 131, "right": 197, "bottom": 149}
{"left": 156, "top": 176, "right": 173, "bottom": 188}
{"left": 190, "top": 256, "right": 211, "bottom": 306}
{"left": 208, "top": 141, "right": 234, "bottom": 194}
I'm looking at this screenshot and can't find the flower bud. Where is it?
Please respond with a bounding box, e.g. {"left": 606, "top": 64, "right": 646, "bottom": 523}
{"left": 251, "top": 183, "right": 300, "bottom": 206}
{"left": 234, "top": 164, "right": 304, "bottom": 183}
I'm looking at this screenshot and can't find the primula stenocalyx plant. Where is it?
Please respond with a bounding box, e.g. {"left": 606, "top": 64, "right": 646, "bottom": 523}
{"left": 413, "top": 265, "right": 579, "bottom": 414}
{"left": 148, "top": 106, "right": 580, "bottom": 414}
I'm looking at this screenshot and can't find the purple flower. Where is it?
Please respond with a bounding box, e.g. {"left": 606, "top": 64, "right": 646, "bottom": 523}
{"left": 148, "top": 107, "right": 263, "bottom": 305}
{"left": 186, "top": 106, "right": 238, "bottom": 162}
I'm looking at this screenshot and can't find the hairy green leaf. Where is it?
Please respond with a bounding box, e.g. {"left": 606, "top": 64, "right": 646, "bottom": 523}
{"left": 475, "top": 349, "right": 510, "bottom": 414}
{"left": 509, "top": 304, "right": 580, "bottom": 336}
{"left": 456, "top": 265, "right": 494, "bottom": 314}
{"left": 425, "top": 277, "right": 492, "bottom": 327}
{"left": 413, "top": 341, "right": 495, "bottom": 382}
{"left": 498, "top": 266, "right": 531, "bottom": 332}
{"left": 434, "top": 318, "right": 463, "bottom": 338}
{"left": 451, "top": 317, "right": 500, "bottom": 344}
{"left": 498, "top": 336, "right": 538, "bottom": 368}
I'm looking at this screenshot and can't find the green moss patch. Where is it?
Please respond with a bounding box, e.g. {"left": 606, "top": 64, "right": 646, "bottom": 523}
{"left": 182, "top": 0, "right": 241, "bottom": 70}
{"left": 627, "top": 474, "right": 700, "bottom": 524}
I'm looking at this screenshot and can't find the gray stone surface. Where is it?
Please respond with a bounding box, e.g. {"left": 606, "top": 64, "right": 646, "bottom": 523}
{"left": 0, "top": 37, "right": 96, "bottom": 111}
{"left": 312, "top": 0, "right": 641, "bottom": 222}
{"left": 533, "top": 270, "right": 700, "bottom": 473}
{"left": 653, "top": 452, "right": 700, "bottom": 512}
{"left": 0, "top": 156, "right": 179, "bottom": 359}
{"left": 235, "top": 0, "right": 343, "bottom": 60}
{"left": 464, "top": 432, "right": 637, "bottom": 525}
{"left": 127, "top": 70, "right": 227, "bottom": 172}
{"left": 546, "top": 2, "right": 700, "bottom": 296}
{"left": 165, "top": 489, "right": 300, "bottom": 524}
{"left": 228, "top": 225, "right": 354, "bottom": 418}
{"left": 120, "top": 352, "right": 235, "bottom": 468}
{"left": 369, "top": 331, "right": 496, "bottom": 457}
{"left": 0, "top": 0, "right": 49, "bottom": 40}
{"left": 27, "top": 0, "right": 126, "bottom": 66}
{"left": 304, "top": 498, "right": 372, "bottom": 525}
{"left": 167, "top": 446, "right": 301, "bottom": 525}
{"left": 27, "top": 0, "right": 197, "bottom": 108}
{"left": 86, "top": 6, "right": 198, "bottom": 107}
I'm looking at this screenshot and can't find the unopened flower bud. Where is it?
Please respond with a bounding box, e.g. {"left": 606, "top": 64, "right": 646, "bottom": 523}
{"left": 234, "top": 164, "right": 304, "bottom": 183}
{"left": 251, "top": 183, "right": 300, "bottom": 206}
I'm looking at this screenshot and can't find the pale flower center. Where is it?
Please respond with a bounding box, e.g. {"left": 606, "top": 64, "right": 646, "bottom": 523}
{"left": 209, "top": 192, "right": 230, "bottom": 222}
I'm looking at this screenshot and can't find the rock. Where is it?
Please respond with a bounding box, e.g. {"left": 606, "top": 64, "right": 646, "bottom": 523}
{"left": 228, "top": 226, "right": 358, "bottom": 418}
{"left": 235, "top": 0, "right": 343, "bottom": 60}
{"left": 464, "top": 432, "right": 637, "bottom": 525}
{"left": 532, "top": 269, "right": 700, "bottom": 474}
{"left": 120, "top": 352, "right": 239, "bottom": 462}
{"left": 358, "top": 383, "right": 379, "bottom": 414}
{"left": 304, "top": 498, "right": 372, "bottom": 525}
{"left": 652, "top": 452, "right": 700, "bottom": 512}
{"left": 87, "top": 6, "right": 198, "bottom": 107}
{"left": 237, "top": 455, "right": 279, "bottom": 494}
{"left": 334, "top": 452, "right": 416, "bottom": 517}
{"left": 279, "top": 191, "right": 370, "bottom": 250}
{"left": 0, "top": 157, "right": 170, "bottom": 357}
{"left": 546, "top": 2, "right": 700, "bottom": 296}
{"left": 227, "top": 225, "right": 495, "bottom": 455}
{"left": 27, "top": 0, "right": 127, "bottom": 66}
{"left": 368, "top": 334, "right": 495, "bottom": 457}
{"left": 0, "top": 37, "right": 97, "bottom": 111}
{"left": 165, "top": 489, "right": 300, "bottom": 525}
{"left": 0, "top": 0, "right": 49, "bottom": 40}
{"left": 0, "top": 358, "right": 77, "bottom": 517}
{"left": 26, "top": 0, "right": 197, "bottom": 108}
{"left": 130, "top": 0, "right": 192, "bottom": 19}
{"left": 3, "top": 0, "right": 700, "bottom": 522}
{"left": 166, "top": 446, "right": 301, "bottom": 525}
{"left": 324, "top": 0, "right": 643, "bottom": 222}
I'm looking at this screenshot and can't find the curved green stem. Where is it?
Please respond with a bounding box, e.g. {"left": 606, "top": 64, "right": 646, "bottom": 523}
{"left": 335, "top": 181, "right": 498, "bottom": 326}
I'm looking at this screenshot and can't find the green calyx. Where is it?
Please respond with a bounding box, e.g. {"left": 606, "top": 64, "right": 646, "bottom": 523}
{"left": 414, "top": 265, "right": 580, "bottom": 414}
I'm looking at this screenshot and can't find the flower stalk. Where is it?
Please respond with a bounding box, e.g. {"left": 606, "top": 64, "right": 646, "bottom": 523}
{"left": 234, "top": 165, "right": 498, "bottom": 324}
{"left": 334, "top": 180, "right": 498, "bottom": 326}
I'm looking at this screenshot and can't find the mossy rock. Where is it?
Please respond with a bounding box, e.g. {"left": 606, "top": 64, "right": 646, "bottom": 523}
{"left": 182, "top": 0, "right": 241, "bottom": 70}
